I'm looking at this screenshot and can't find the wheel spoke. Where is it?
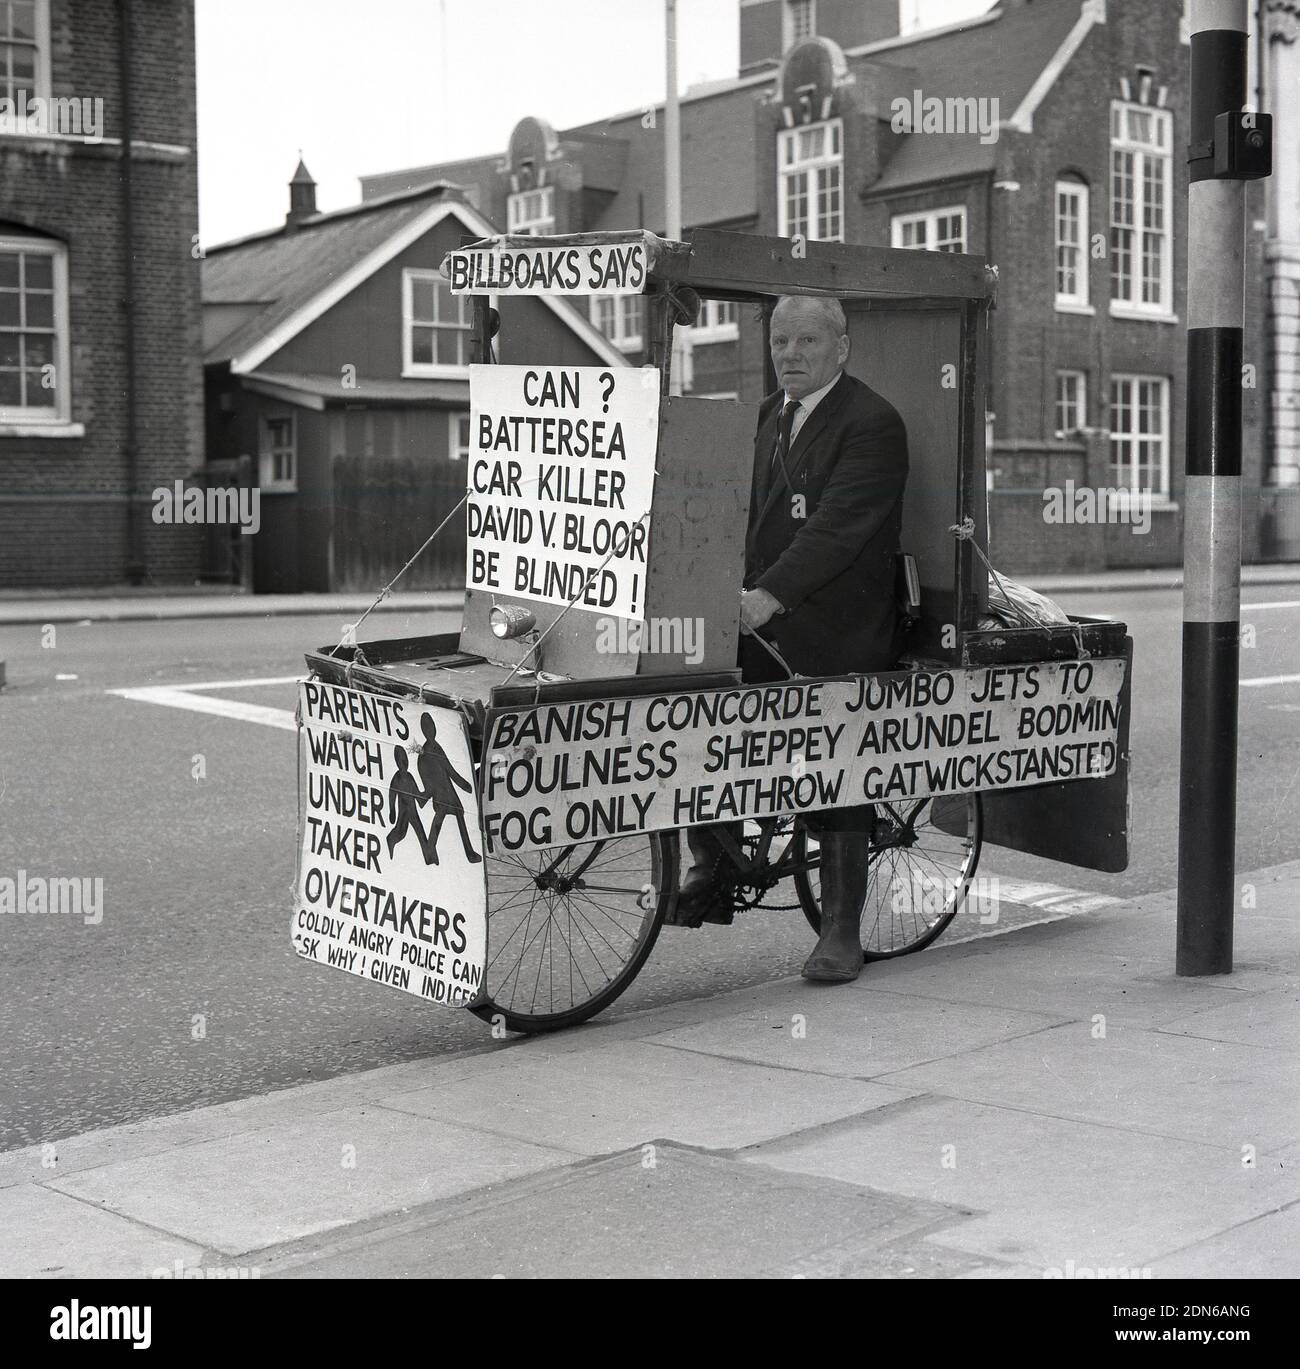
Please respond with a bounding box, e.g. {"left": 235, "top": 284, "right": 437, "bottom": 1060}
{"left": 474, "top": 835, "right": 668, "bottom": 1028}
{"left": 794, "top": 798, "right": 982, "bottom": 960}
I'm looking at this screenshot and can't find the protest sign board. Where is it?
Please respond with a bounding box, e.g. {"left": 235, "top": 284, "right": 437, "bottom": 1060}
{"left": 480, "top": 659, "right": 1125, "bottom": 854}
{"left": 467, "top": 363, "right": 660, "bottom": 621}
{"left": 293, "top": 682, "right": 486, "bottom": 1006}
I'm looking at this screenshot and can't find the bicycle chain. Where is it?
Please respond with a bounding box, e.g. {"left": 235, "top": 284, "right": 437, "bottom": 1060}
{"left": 721, "top": 850, "right": 806, "bottom": 914}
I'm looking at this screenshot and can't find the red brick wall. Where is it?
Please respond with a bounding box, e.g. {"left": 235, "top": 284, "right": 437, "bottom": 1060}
{"left": 0, "top": 0, "right": 203, "bottom": 588}
{"left": 978, "top": 0, "right": 1266, "bottom": 571}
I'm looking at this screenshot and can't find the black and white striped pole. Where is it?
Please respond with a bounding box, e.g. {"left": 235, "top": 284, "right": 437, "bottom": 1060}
{"left": 1177, "top": 0, "right": 1271, "bottom": 976}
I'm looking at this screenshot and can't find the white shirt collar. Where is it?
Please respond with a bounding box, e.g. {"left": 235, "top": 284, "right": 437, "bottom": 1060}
{"left": 782, "top": 370, "right": 842, "bottom": 422}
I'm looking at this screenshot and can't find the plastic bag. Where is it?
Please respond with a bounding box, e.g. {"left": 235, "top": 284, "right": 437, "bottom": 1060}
{"left": 986, "top": 573, "right": 1072, "bottom": 629}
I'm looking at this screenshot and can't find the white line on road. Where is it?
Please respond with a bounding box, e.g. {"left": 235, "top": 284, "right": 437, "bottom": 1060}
{"left": 1241, "top": 601, "right": 1300, "bottom": 612}
{"left": 1240, "top": 674, "right": 1300, "bottom": 689}
{"left": 135, "top": 674, "right": 303, "bottom": 694}
{"left": 945, "top": 875, "right": 1123, "bottom": 946}
{"left": 987, "top": 877, "right": 1122, "bottom": 916}
{"left": 109, "top": 685, "right": 297, "bottom": 731}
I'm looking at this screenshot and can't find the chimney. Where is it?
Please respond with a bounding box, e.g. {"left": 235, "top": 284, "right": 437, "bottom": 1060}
{"left": 740, "top": 0, "right": 901, "bottom": 75}
{"left": 287, "top": 156, "right": 317, "bottom": 227}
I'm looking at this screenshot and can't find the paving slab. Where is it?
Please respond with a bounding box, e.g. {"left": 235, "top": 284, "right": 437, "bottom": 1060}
{"left": 645, "top": 991, "right": 1062, "bottom": 1077}
{"left": 48, "top": 1106, "right": 574, "bottom": 1256}
{"left": 0, "top": 1184, "right": 204, "bottom": 1279}
{"left": 954, "top": 1261, "right": 1051, "bottom": 1279}
{"left": 743, "top": 1096, "right": 1300, "bottom": 1273}
{"left": 1155, "top": 986, "right": 1300, "bottom": 1052}
{"left": 377, "top": 1039, "right": 913, "bottom": 1154}
{"left": 920, "top": 900, "right": 1300, "bottom": 970}
{"left": 260, "top": 1143, "right": 984, "bottom": 1279}
{"left": 879, "top": 1023, "right": 1300, "bottom": 1153}
{"left": 1148, "top": 1202, "right": 1300, "bottom": 1278}
{"left": 860, "top": 951, "right": 1272, "bottom": 1030}
{"left": 0, "top": 1051, "right": 503, "bottom": 1191}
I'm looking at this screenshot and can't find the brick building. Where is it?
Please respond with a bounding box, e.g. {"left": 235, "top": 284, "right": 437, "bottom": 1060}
{"left": 0, "top": 0, "right": 202, "bottom": 589}
{"left": 202, "top": 174, "right": 626, "bottom": 593}
{"left": 361, "top": 0, "right": 1286, "bottom": 573}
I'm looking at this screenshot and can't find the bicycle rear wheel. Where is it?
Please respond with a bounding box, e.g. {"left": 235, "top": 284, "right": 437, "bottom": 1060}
{"left": 794, "top": 795, "right": 983, "bottom": 959}
{"left": 469, "top": 831, "right": 677, "bottom": 1034}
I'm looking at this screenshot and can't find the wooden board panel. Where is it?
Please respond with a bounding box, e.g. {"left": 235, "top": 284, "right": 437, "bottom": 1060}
{"left": 843, "top": 306, "right": 964, "bottom": 656}
{"left": 638, "top": 397, "right": 754, "bottom": 675}
{"left": 672, "top": 229, "right": 993, "bottom": 301}
{"left": 976, "top": 638, "right": 1134, "bottom": 873}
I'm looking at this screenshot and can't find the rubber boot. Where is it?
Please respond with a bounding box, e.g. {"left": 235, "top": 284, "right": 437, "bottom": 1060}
{"left": 675, "top": 823, "right": 741, "bottom": 924}
{"left": 801, "top": 829, "right": 871, "bottom": 982}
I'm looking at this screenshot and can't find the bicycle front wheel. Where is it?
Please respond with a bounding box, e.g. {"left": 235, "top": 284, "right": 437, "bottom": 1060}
{"left": 794, "top": 795, "right": 983, "bottom": 959}
{"left": 469, "top": 832, "right": 678, "bottom": 1034}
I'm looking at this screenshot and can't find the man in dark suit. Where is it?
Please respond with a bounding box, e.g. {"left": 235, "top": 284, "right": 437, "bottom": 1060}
{"left": 677, "top": 294, "right": 909, "bottom": 983}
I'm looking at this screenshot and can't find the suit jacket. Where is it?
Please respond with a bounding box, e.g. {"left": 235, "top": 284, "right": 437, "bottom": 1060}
{"left": 745, "top": 370, "right": 909, "bottom": 676}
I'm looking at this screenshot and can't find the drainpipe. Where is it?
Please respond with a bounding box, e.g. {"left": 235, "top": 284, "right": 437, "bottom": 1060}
{"left": 119, "top": 0, "right": 144, "bottom": 583}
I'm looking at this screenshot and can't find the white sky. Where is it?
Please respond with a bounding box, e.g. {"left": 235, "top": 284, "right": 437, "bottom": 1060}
{"left": 196, "top": 0, "right": 992, "bottom": 248}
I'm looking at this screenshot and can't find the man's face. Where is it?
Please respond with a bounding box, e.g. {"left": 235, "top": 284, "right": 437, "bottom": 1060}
{"left": 769, "top": 300, "right": 849, "bottom": 400}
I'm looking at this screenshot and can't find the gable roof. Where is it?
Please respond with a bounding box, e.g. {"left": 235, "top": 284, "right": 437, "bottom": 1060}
{"left": 202, "top": 186, "right": 629, "bottom": 373}
{"left": 357, "top": 0, "right": 1096, "bottom": 220}
{"left": 865, "top": 0, "right": 1095, "bottom": 195}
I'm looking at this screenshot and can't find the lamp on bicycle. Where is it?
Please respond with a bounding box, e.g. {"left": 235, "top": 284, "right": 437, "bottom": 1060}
{"left": 489, "top": 604, "right": 537, "bottom": 640}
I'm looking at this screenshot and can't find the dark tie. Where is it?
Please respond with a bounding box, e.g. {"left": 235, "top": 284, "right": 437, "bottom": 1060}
{"left": 769, "top": 398, "right": 801, "bottom": 485}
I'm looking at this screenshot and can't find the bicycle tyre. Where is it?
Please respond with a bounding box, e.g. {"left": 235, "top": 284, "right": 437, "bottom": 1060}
{"left": 793, "top": 795, "right": 983, "bottom": 959}
{"left": 469, "top": 830, "right": 678, "bottom": 1034}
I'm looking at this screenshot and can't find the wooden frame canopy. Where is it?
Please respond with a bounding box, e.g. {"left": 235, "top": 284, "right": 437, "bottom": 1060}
{"left": 444, "top": 228, "right": 997, "bottom": 306}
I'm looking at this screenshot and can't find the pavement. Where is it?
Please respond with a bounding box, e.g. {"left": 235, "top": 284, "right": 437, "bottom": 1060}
{"left": 3, "top": 860, "right": 1297, "bottom": 1279}
{"left": 0, "top": 586, "right": 465, "bottom": 626}
{"left": 1, "top": 563, "right": 1300, "bottom": 625}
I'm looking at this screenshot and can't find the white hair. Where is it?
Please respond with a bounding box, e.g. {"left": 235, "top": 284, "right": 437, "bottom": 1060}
{"left": 772, "top": 294, "right": 847, "bottom": 337}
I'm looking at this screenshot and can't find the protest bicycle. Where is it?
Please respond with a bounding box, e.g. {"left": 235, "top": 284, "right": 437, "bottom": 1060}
{"left": 468, "top": 796, "right": 982, "bottom": 1033}
{"left": 296, "top": 228, "right": 1133, "bottom": 1036}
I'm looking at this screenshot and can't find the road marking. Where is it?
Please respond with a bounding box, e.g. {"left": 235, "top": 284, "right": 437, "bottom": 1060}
{"left": 944, "top": 876, "right": 1123, "bottom": 946}
{"left": 989, "top": 877, "right": 1123, "bottom": 914}
{"left": 1241, "top": 600, "right": 1300, "bottom": 612}
{"left": 1240, "top": 674, "right": 1300, "bottom": 689}
{"left": 109, "top": 676, "right": 302, "bottom": 731}
{"left": 135, "top": 674, "right": 302, "bottom": 693}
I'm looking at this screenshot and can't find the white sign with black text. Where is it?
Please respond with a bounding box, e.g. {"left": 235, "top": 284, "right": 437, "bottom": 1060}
{"left": 444, "top": 240, "right": 647, "bottom": 296}
{"left": 467, "top": 363, "right": 660, "bottom": 620}
{"left": 293, "top": 682, "right": 486, "bottom": 1006}
{"left": 480, "top": 660, "right": 1125, "bottom": 854}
